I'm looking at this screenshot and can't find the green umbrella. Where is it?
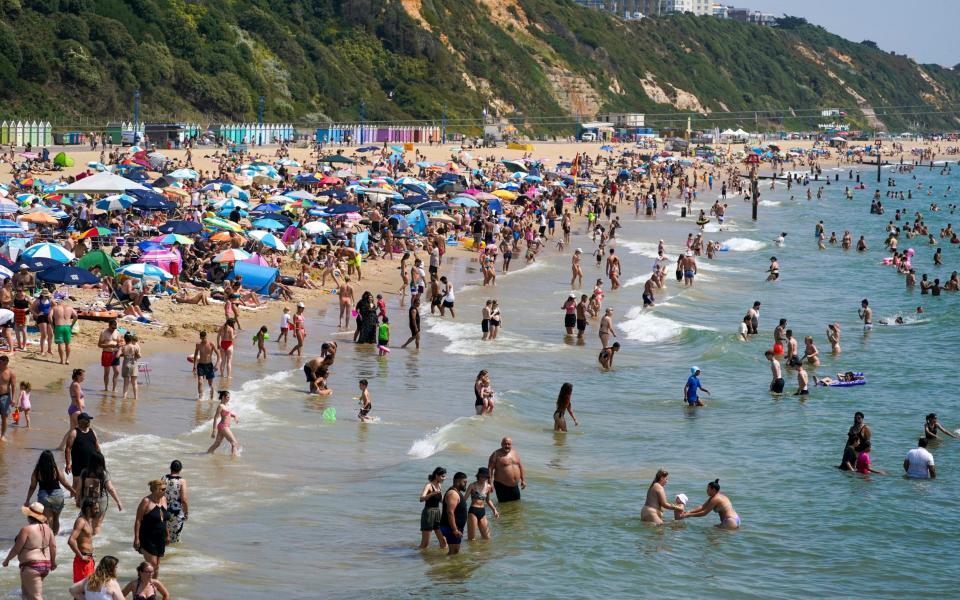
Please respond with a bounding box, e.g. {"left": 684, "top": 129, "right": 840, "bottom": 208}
{"left": 203, "top": 217, "right": 243, "bottom": 233}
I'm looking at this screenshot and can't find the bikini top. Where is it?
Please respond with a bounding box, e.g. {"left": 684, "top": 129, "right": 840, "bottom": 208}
{"left": 470, "top": 487, "right": 487, "bottom": 502}
{"left": 134, "top": 579, "right": 157, "bottom": 600}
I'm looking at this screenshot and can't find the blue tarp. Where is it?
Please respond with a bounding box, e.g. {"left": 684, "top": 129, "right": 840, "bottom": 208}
{"left": 354, "top": 230, "right": 369, "bottom": 254}
{"left": 227, "top": 262, "right": 279, "bottom": 295}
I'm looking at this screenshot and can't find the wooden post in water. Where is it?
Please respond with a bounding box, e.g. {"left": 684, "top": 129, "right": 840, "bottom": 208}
{"left": 751, "top": 165, "right": 759, "bottom": 221}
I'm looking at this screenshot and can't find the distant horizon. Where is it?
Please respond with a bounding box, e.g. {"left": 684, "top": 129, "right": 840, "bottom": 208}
{"left": 732, "top": 0, "right": 957, "bottom": 67}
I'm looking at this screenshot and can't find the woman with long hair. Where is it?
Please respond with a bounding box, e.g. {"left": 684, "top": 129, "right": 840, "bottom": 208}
{"left": 76, "top": 452, "right": 123, "bottom": 533}
{"left": 133, "top": 481, "right": 169, "bottom": 576}
{"left": 69, "top": 555, "right": 123, "bottom": 599}
{"left": 161, "top": 460, "right": 189, "bottom": 545}
{"left": 121, "top": 561, "right": 169, "bottom": 600}
{"left": 418, "top": 467, "right": 447, "bottom": 549}
{"left": 552, "top": 382, "right": 578, "bottom": 432}
{"left": 24, "top": 449, "right": 74, "bottom": 534}
{"left": 640, "top": 469, "right": 683, "bottom": 525}
{"left": 473, "top": 370, "right": 493, "bottom": 416}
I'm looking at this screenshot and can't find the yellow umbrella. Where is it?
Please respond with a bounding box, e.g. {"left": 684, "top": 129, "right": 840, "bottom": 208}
{"left": 20, "top": 213, "right": 59, "bottom": 224}
{"left": 492, "top": 189, "right": 517, "bottom": 200}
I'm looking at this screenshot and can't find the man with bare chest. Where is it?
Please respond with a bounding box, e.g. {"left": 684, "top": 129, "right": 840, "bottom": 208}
{"left": 487, "top": 437, "right": 526, "bottom": 503}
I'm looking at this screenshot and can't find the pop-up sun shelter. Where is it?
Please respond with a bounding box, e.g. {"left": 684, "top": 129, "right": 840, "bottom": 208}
{"left": 226, "top": 261, "right": 278, "bottom": 294}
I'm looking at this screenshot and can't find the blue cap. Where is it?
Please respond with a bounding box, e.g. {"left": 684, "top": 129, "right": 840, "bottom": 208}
{"left": 691, "top": 366, "right": 700, "bottom": 375}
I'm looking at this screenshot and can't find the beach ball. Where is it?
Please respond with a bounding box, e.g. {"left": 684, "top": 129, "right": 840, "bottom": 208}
{"left": 322, "top": 407, "right": 336, "bottom": 423}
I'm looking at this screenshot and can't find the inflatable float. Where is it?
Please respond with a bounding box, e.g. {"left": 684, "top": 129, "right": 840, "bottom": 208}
{"left": 817, "top": 372, "right": 866, "bottom": 387}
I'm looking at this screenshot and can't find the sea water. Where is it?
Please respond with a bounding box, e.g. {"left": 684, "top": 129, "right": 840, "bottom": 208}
{"left": 2, "top": 163, "right": 960, "bottom": 598}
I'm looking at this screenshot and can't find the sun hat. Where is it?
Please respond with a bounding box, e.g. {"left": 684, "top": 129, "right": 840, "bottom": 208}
{"left": 690, "top": 366, "right": 700, "bottom": 375}
{"left": 21, "top": 502, "right": 47, "bottom": 522}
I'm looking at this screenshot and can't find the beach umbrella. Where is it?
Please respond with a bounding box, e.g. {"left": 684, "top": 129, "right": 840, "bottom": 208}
{"left": 416, "top": 202, "right": 447, "bottom": 212}
{"left": 276, "top": 158, "right": 300, "bottom": 167}
{"left": 357, "top": 187, "right": 401, "bottom": 200}
{"left": 16, "top": 193, "right": 40, "bottom": 205}
{"left": 117, "top": 263, "right": 173, "bottom": 281}
{"left": 500, "top": 160, "right": 527, "bottom": 172}
{"left": 0, "top": 219, "right": 24, "bottom": 235}
{"left": 0, "top": 264, "right": 12, "bottom": 278}
{"left": 389, "top": 204, "right": 412, "bottom": 213}
{"left": 251, "top": 218, "right": 285, "bottom": 231}
{"left": 327, "top": 204, "right": 360, "bottom": 215}
{"left": 435, "top": 181, "right": 465, "bottom": 194}
{"left": 213, "top": 198, "right": 250, "bottom": 211}
{"left": 22, "top": 242, "right": 75, "bottom": 263}
{"left": 130, "top": 190, "right": 176, "bottom": 211}
{"left": 0, "top": 200, "right": 18, "bottom": 215}
{"left": 158, "top": 220, "right": 202, "bottom": 235}
{"left": 315, "top": 189, "right": 347, "bottom": 200}
{"left": 492, "top": 189, "right": 517, "bottom": 200}
{"left": 251, "top": 203, "right": 282, "bottom": 214}
{"left": 167, "top": 168, "right": 199, "bottom": 180}
{"left": 449, "top": 195, "right": 480, "bottom": 208}
{"left": 284, "top": 190, "right": 319, "bottom": 201}
{"left": 203, "top": 217, "right": 243, "bottom": 233}
{"left": 95, "top": 194, "right": 135, "bottom": 211}
{"left": 149, "top": 234, "right": 194, "bottom": 245}
{"left": 302, "top": 221, "right": 332, "bottom": 235}
{"left": 78, "top": 227, "right": 114, "bottom": 239}
{"left": 16, "top": 256, "right": 60, "bottom": 271}
{"left": 318, "top": 155, "right": 355, "bottom": 164}
{"left": 37, "top": 265, "right": 100, "bottom": 285}
{"left": 249, "top": 230, "right": 287, "bottom": 251}
{"left": 208, "top": 231, "right": 233, "bottom": 243}
{"left": 213, "top": 248, "right": 252, "bottom": 263}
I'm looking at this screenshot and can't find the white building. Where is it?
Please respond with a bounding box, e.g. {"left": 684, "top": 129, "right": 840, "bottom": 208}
{"left": 596, "top": 112, "right": 646, "bottom": 128}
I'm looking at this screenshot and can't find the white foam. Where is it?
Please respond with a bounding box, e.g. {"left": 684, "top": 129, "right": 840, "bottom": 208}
{"left": 620, "top": 241, "right": 661, "bottom": 259}
{"left": 408, "top": 417, "right": 474, "bottom": 458}
{"left": 425, "top": 318, "right": 563, "bottom": 355}
{"left": 619, "top": 307, "right": 716, "bottom": 343}
{"left": 759, "top": 200, "right": 781, "bottom": 207}
{"left": 720, "top": 237, "right": 767, "bottom": 252}
{"left": 623, "top": 274, "right": 649, "bottom": 288}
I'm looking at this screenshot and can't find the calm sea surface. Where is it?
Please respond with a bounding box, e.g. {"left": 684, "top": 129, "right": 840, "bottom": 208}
{"left": 2, "top": 162, "right": 959, "bottom": 599}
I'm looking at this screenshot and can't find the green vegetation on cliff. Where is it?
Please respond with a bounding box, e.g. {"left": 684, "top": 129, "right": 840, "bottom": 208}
{"left": 0, "top": 0, "right": 956, "bottom": 131}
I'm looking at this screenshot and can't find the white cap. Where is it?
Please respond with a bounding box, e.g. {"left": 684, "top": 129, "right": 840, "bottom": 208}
{"left": 297, "top": 302, "right": 305, "bottom": 308}
{"left": 568, "top": 292, "right": 576, "bottom": 298}
{"left": 575, "top": 248, "right": 582, "bottom": 253}
{"left": 675, "top": 493, "right": 688, "bottom": 506}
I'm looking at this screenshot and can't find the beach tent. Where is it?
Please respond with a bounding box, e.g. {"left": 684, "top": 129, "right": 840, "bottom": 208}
{"left": 138, "top": 248, "right": 181, "bottom": 273}
{"left": 354, "top": 231, "right": 369, "bottom": 254}
{"left": 77, "top": 249, "right": 119, "bottom": 277}
{"left": 226, "top": 261, "right": 278, "bottom": 294}
{"left": 53, "top": 152, "right": 74, "bottom": 168}
{"left": 59, "top": 171, "right": 150, "bottom": 194}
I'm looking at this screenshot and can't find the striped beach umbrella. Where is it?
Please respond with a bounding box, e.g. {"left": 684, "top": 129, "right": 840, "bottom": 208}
{"left": 149, "top": 234, "right": 194, "bottom": 246}
{"left": 213, "top": 248, "right": 252, "bottom": 263}
{"left": 95, "top": 194, "right": 135, "bottom": 211}
{"left": 249, "top": 230, "right": 287, "bottom": 251}
{"left": 202, "top": 217, "right": 243, "bottom": 233}
{"left": 117, "top": 263, "right": 173, "bottom": 281}
{"left": 21, "top": 242, "right": 75, "bottom": 263}
{"left": 78, "top": 227, "right": 114, "bottom": 239}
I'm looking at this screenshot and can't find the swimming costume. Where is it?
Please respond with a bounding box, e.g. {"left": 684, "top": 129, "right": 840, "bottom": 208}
{"left": 358, "top": 407, "right": 371, "bottom": 419}
{"left": 53, "top": 324, "right": 72, "bottom": 345}
{"left": 564, "top": 313, "right": 576, "bottom": 328}
{"left": 642, "top": 292, "right": 654, "bottom": 306}
{"left": 0, "top": 394, "right": 10, "bottom": 417}
{"left": 20, "top": 560, "right": 51, "bottom": 577}
{"left": 220, "top": 340, "right": 233, "bottom": 351}
{"left": 493, "top": 480, "right": 521, "bottom": 502}
{"left": 196, "top": 362, "right": 215, "bottom": 381}
{"left": 100, "top": 351, "right": 119, "bottom": 368}
{"left": 770, "top": 378, "right": 785, "bottom": 393}
{"left": 73, "top": 553, "right": 95, "bottom": 583}
{"left": 469, "top": 506, "right": 486, "bottom": 521}
{"left": 684, "top": 270, "right": 695, "bottom": 279}
{"left": 439, "top": 525, "right": 462, "bottom": 545}
{"left": 304, "top": 364, "right": 316, "bottom": 383}
{"left": 481, "top": 319, "right": 490, "bottom": 333}
{"left": 576, "top": 319, "right": 587, "bottom": 332}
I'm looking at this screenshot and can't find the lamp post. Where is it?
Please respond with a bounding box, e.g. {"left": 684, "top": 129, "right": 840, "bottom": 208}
{"left": 133, "top": 89, "right": 140, "bottom": 144}
{"left": 359, "top": 98, "right": 366, "bottom": 145}
{"left": 875, "top": 138, "right": 882, "bottom": 183}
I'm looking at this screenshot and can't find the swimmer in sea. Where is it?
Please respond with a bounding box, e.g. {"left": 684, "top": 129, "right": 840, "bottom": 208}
{"left": 678, "top": 479, "right": 740, "bottom": 530}
{"left": 605, "top": 249, "right": 621, "bottom": 290}
{"left": 794, "top": 364, "right": 809, "bottom": 397}
{"left": 357, "top": 379, "right": 372, "bottom": 422}
{"left": 684, "top": 367, "right": 709, "bottom": 407}
{"left": 552, "top": 382, "right": 578, "bottom": 432}
{"left": 598, "top": 342, "right": 620, "bottom": 371}
{"left": 826, "top": 323, "right": 841, "bottom": 354}
{"left": 640, "top": 469, "right": 683, "bottom": 525}
{"left": 858, "top": 299, "right": 872, "bottom": 332}
{"left": 766, "top": 256, "right": 780, "bottom": 282}
{"left": 766, "top": 350, "right": 785, "bottom": 394}
{"left": 599, "top": 308, "right": 616, "bottom": 348}
{"left": 924, "top": 413, "right": 959, "bottom": 441}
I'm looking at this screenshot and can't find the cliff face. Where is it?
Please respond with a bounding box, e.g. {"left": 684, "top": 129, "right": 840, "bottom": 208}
{"left": 0, "top": 0, "right": 957, "bottom": 131}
